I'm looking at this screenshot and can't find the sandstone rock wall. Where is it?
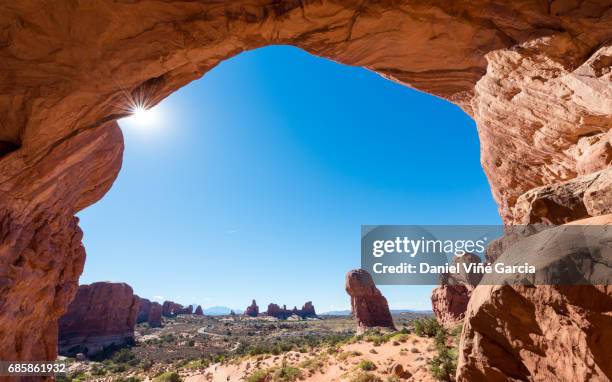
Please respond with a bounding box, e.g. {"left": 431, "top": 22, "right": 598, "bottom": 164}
{"left": 58, "top": 282, "right": 139, "bottom": 356}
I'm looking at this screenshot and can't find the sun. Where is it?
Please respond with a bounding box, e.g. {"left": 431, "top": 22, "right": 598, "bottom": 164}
{"left": 123, "top": 104, "right": 160, "bottom": 128}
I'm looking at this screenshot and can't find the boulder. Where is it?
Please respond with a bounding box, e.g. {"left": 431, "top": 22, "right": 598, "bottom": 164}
{"left": 345, "top": 269, "right": 395, "bottom": 331}
{"left": 456, "top": 215, "right": 612, "bottom": 381}
{"left": 58, "top": 282, "right": 138, "bottom": 356}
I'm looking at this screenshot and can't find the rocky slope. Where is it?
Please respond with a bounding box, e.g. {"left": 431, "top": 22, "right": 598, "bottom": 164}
{"left": 58, "top": 282, "right": 139, "bottom": 356}
{"left": 0, "top": 0, "right": 609, "bottom": 371}
{"left": 345, "top": 269, "right": 395, "bottom": 331}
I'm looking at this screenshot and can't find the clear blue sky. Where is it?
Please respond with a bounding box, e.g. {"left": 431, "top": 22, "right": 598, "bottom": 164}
{"left": 78, "top": 45, "right": 501, "bottom": 312}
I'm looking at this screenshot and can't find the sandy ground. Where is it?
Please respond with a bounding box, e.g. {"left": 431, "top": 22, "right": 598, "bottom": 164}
{"left": 184, "top": 334, "right": 436, "bottom": 382}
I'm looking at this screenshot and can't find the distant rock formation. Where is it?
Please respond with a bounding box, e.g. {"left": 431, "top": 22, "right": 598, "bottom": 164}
{"left": 194, "top": 305, "right": 204, "bottom": 316}
{"left": 148, "top": 302, "right": 163, "bottom": 327}
{"left": 245, "top": 300, "right": 259, "bottom": 317}
{"left": 177, "top": 305, "right": 193, "bottom": 315}
{"left": 136, "top": 297, "right": 151, "bottom": 323}
{"left": 431, "top": 253, "right": 483, "bottom": 328}
{"left": 162, "top": 301, "right": 183, "bottom": 317}
{"left": 345, "top": 269, "right": 395, "bottom": 331}
{"left": 59, "top": 282, "right": 138, "bottom": 356}
{"left": 301, "top": 301, "right": 317, "bottom": 318}
{"left": 265, "top": 302, "right": 318, "bottom": 319}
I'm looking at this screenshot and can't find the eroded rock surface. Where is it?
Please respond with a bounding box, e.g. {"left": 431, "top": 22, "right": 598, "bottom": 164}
{"left": 456, "top": 215, "right": 612, "bottom": 382}
{"left": 58, "top": 282, "right": 139, "bottom": 356}
{"left": 512, "top": 167, "right": 612, "bottom": 225}
{"left": 194, "top": 305, "right": 204, "bottom": 316}
{"left": 345, "top": 269, "right": 395, "bottom": 331}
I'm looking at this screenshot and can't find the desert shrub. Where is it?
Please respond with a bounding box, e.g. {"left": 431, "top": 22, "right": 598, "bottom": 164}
{"left": 112, "top": 348, "right": 138, "bottom": 365}
{"left": 399, "top": 327, "right": 410, "bottom": 334}
{"left": 271, "top": 363, "right": 302, "bottom": 381}
{"left": 116, "top": 377, "right": 142, "bottom": 382}
{"left": 429, "top": 326, "right": 458, "bottom": 381}
{"left": 89, "top": 364, "right": 106, "bottom": 376}
{"left": 350, "top": 372, "right": 382, "bottom": 382}
{"left": 358, "top": 359, "right": 377, "bottom": 371}
{"left": 369, "top": 348, "right": 378, "bottom": 354}
{"left": 411, "top": 347, "right": 420, "bottom": 353}
{"left": 337, "top": 350, "right": 361, "bottom": 361}
{"left": 391, "top": 333, "right": 410, "bottom": 343}
{"left": 413, "top": 318, "right": 443, "bottom": 338}
{"left": 430, "top": 346, "right": 458, "bottom": 381}
{"left": 246, "top": 370, "right": 270, "bottom": 382}
{"left": 387, "top": 376, "right": 400, "bottom": 382}
{"left": 153, "top": 371, "right": 182, "bottom": 382}
{"left": 299, "top": 356, "right": 327, "bottom": 373}
{"left": 186, "top": 359, "right": 210, "bottom": 369}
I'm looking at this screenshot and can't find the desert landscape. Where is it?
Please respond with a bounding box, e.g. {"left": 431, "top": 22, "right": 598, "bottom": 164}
{"left": 0, "top": 1, "right": 610, "bottom": 381}
{"left": 56, "top": 275, "right": 444, "bottom": 382}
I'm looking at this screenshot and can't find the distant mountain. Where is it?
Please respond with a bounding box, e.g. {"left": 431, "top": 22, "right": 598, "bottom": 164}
{"left": 320, "top": 309, "right": 432, "bottom": 316}
{"left": 203, "top": 306, "right": 244, "bottom": 316}
{"left": 320, "top": 310, "right": 351, "bottom": 316}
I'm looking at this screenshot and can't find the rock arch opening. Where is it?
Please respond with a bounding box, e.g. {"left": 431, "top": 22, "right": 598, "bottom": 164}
{"left": 0, "top": 1, "right": 610, "bottom": 380}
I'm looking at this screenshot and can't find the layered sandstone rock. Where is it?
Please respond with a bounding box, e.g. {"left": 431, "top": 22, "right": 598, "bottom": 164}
{"left": 194, "top": 305, "right": 204, "bottom": 316}
{"left": 58, "top": 282, "right": 138, "bottom": 356}
{"left": 148, "top": 302, "right": 163, "bottom": 328}
{"left": 245, "top": 300, "right": 259, "bottom": 317}
{"left": 345, "top": 269, "right": 395, "bottom": 331}
{"left": 512, "top": 167, "right": 612, "bottom": 225}
{"left": 0, "top": 0, "right": 610, "bottom": 365}
{"left": 456, "top": 215, "right": 612, "bottom": 381}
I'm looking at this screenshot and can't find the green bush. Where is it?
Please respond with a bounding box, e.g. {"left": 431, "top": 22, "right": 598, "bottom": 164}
{"left": 413, "top": 318, "right": 443, "bottom": 338}
{"left": 430, "top": 346, "right": 458, "bottom": 381}
{"left": 246, "top": 370, "right": 269, "bottom": 382}
{"left": 153, "top": 371, "right": 182, "bottom": 382}
{"left": 428, "top": 324, "right": 458, "bottom": 381}
{"left": 358, "top": 359, "right": 377, "bottom": 371}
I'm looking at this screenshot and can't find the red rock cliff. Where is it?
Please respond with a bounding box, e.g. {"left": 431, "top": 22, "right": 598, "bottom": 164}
{"left": 58, "top": 282, "right": 138, "bottom": 356}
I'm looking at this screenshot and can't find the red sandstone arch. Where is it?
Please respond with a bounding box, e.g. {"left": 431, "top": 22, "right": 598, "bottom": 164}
{"left": 0, "top": 0, "right": 610, "bottom": 379}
